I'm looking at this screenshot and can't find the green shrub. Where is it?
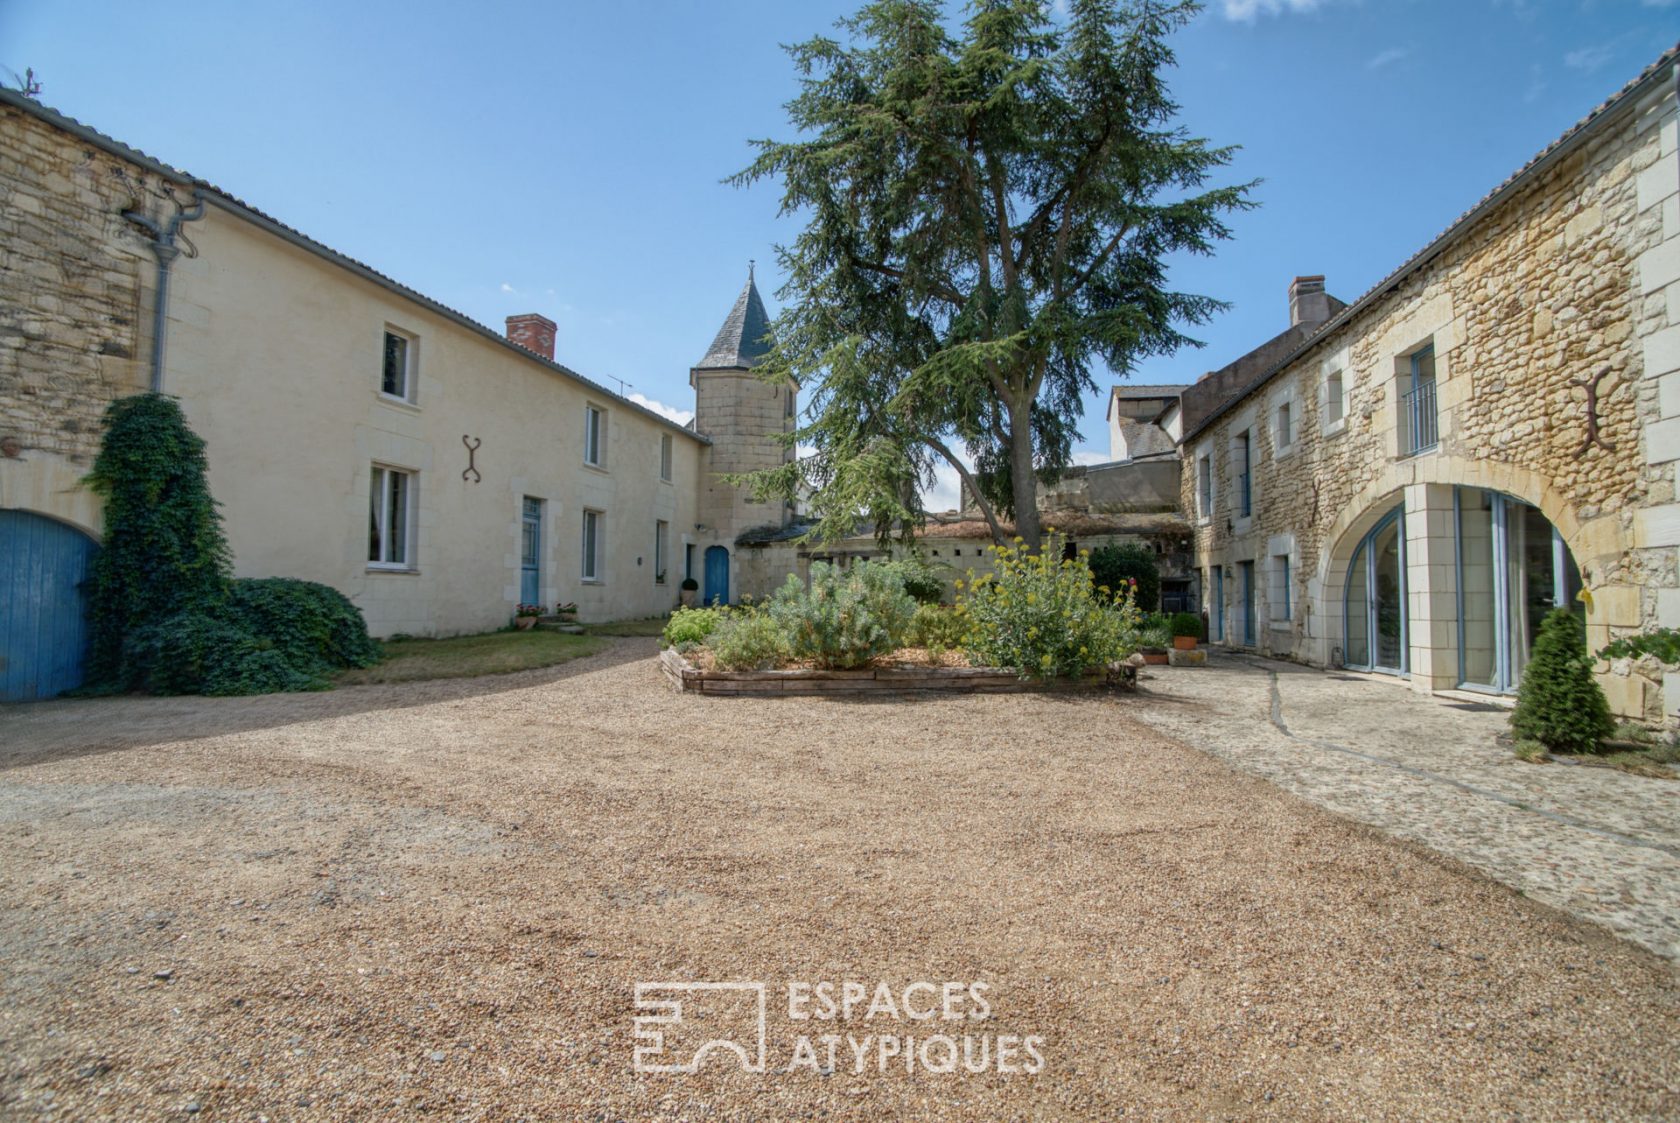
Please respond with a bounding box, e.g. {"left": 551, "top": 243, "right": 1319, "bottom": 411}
{"left": 79, "top": 396, "right": 380, "bottom": 696}
{"left": 769, "top": 561, "right": 917, "bottom": 669}
{"left": 1087, "top": 542, "right": 1160, "bottom": 613}
{"left": 959, "top": 535, "right": 1140, "bottom": 678}
{"left": 1511, "top": 608, "right": 1614, "bottom": 755}
{"left": 708, "top": 612, "right": 788, "bottom": 671}
{"left": 1168, "top": 612, "right": 1203, "bottom": 640}
{"left": 663, "top": 606, "right": 725, "bottom": 647}
{"left": 882, "top": 557, "right": 946, "bottom": 605}
{"left": 83, "top": 394, "right": 232, "bottom": 683}
{"left": 905, "top": 603, "right": 969, "bottom": 650}
{"left": 228, "top": 577, "right": 382, "bottom": 672}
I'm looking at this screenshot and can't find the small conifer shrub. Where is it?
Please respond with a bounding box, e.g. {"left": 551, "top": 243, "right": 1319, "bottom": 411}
{"left": 1510, "top": 608, "right": 1613, "bottom": 755}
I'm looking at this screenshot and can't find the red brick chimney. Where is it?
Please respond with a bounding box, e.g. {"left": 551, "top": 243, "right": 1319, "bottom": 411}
{"left": 506, "top": 313, "right": 557, "bottom": 361}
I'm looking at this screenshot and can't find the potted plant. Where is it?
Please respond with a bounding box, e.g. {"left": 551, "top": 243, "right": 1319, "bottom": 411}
{"left": 679, "top": 577, "right": 699, "bottom": 608}
{"left": 1170, "top": 612, "right": 1203, "bottom": 651}
{"left": 513, "top": 603, "right": 542, "bottom": 631}
{"left": 1138, "top": 622, "right": 1172, "bottom": 666}
{"left": 556, "top": 601, "right": 579, "bottom": 623}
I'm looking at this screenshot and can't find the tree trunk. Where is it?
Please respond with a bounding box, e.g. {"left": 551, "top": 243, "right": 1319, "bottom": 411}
{"left": 1008, "top": 393, "right": 1041, "bottom": 552}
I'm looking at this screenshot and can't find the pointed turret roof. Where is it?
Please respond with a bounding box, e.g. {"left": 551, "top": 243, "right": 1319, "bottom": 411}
{"left": 695, "top": 265, "right": 773, "bottom": 370}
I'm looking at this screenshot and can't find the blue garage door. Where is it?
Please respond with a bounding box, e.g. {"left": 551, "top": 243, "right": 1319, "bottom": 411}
{"left": 0, "top": 510, "right": 99, "bottom": 702}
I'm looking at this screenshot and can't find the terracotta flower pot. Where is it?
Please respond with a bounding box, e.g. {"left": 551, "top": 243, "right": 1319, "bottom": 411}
{"left": 514, "top": 616, "right": 537, "bottom": 631}
{"left": 1142, "top": 650, "right": 1170, "bottom": 666}
{"left": 1173, "top": 635, "right": 1198, "bottom": 651}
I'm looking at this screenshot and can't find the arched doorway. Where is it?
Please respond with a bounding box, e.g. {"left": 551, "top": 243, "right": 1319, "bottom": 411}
{"left": 0, "top": 509, "right": 100, "bottom": 701}
{"left": 1454, "top": 487, "right": 1581, "bottom": 694}
{"left": 1344, "top": 504, "right": 1406, "bottom": 675}
{"left": 703, "top": 545, "right": 730, "bottom": 606}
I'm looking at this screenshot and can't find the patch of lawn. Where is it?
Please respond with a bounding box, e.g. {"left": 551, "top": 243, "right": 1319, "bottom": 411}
{"left": 584, "top": 615, "right": 671, "bottom": 637}
{"left": 336, "top": 630, "right": 607, "bottom": 685}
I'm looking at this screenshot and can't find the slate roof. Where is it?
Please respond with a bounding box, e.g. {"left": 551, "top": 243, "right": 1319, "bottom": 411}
{"left": 0, "top": 89, "right": 706, "bottom": 442}
{"left": 1112, "top": 384, "right": 1188, "bottom": 400}
{"left": 696, "top": 268, "right": 773, "bottom": 370}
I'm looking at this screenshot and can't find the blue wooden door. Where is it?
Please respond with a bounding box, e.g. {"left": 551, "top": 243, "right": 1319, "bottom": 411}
{"left": 703, "top": 545, "right": 729, "bottom": 606}
{"left": 0, "top": 510, "right": 99, "bottom": 701}
{"left": 520, "top": 497, "right": 542, "bottom": 604}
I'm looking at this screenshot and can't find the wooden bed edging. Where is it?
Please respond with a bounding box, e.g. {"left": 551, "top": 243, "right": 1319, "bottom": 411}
{"left": 658, "top": 646, "right": 1110, "bottom": 696}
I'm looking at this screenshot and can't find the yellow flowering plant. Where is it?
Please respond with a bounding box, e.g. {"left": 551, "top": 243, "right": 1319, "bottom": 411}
{"left": 958, "top": 533, "right": 1141, "bottom": 679}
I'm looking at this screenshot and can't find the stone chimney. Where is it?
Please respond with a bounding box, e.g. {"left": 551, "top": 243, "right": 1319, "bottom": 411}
{"left": 1288, "top": 275, "right": 1331, "bottom": 328}
{"left": 505, "top": 313, "right": 557, "bottom": 361}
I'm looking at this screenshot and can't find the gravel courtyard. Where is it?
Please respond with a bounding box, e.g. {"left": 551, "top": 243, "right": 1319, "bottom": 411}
{"left": 2, "top": 639, "right": 1677, "bottom": 1121}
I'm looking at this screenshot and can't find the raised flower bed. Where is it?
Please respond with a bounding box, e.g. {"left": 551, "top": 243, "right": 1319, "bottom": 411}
{"left": 659, "top": 646, "right": 1117, "bottom": 696}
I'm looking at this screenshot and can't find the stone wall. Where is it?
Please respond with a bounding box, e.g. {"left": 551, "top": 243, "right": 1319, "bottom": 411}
{"left": 1181, "top": 71, "right": 1679, "bottom": 722}
{"left": 0, "top": 104, "right": 155, "bottom": 532}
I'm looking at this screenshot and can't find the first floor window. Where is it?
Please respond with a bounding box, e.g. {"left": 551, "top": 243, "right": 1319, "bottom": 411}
{"left": 1196, "top": 454, "right": 1212, "bottom": 519}
{"left": 1326, "top": 370, "right": 1345, "bottom": 425}
{"left": 660, "top": 433, "right": 673, "bottom": 481}
{"left": 1275, "top": 400, "right": 1293, "bottom": 451}
{"left": 655, "top": 520, "right": 669, "bottom": 583}
{"left": 582, "top": 509, "right": 603, "bottom": 581}
{"left": 1235, "top": 431, "right": 1252, "bottom": 517}
{"left": 368, "top": 465, "right": 414, "bottom": 567}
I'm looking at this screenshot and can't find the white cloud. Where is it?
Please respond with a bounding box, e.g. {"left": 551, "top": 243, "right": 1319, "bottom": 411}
{"left": 627, "top": 392, "right": 694, "bottom": 426}
{"left": 499, "top": 282, "right": 517, "bottom": 295}
{"left": 1365, "top": 47, "right": 1408, "bottom": 70}
{"left": 1221, "top": 0, "right": 1327, "bottom": 21}
{"left": 922, "top": 449, "right": 974, "bottom": 514}
{"left": 1070, "top": 449, "right": 1112, "bottom": 467}
{"left": 1564, "top": 43, "right": 1615, "bottom": 72}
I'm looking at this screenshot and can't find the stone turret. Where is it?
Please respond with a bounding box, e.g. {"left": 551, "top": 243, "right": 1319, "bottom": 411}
{"left": 691, "top": 266, "right": 797, "bottom": 546}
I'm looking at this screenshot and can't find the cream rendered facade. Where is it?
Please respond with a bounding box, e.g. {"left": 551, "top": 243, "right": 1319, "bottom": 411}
{"left": 0, "top": 91, "right": 760, "bottom": 672}
{"left": 1179, "top": 53, "right": 1680, "bottom": 723}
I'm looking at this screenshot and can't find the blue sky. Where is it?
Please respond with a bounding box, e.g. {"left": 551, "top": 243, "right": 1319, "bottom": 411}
{"left": 3, "top": 0, "right": 1675, "bottom": 508}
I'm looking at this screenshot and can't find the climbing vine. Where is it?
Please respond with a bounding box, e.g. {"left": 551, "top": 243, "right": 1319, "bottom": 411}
{"left": 81, "top": 394, "right": 379, "bottom": 694}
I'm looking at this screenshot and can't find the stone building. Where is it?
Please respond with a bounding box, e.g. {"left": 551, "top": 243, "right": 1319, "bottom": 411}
{"left": 0, "top": 91, "right": 789, "bottom": 699}
{"left": 1172, "top": 48, "right": 1680, "bottom": 722}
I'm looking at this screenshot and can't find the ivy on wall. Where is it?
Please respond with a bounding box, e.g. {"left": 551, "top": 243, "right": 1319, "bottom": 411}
{"left": 81, "top": 394, "right": 380, "bottom": 695}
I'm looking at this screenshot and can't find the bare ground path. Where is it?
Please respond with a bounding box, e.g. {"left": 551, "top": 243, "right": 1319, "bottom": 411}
{"left": 0, "top": 639, "right": 1676, "bottom": 1120}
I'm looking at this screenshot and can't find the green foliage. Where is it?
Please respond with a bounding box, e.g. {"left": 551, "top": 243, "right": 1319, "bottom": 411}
{"left": 1511, "top": 609, "right": 1614, "bottom": 755}
{"left": 83, "top": 394, "right": 232, "bottom": 682}
{"left": 959, "top": 535, "right": 1140, "bottom": 678}
{"left": 729, "top": 0, "right": 1253, "bottom": 550}
{"left": 79, "top": 394, "right": 379, "bottom": 696}
{"left": 769, "top": 561, "right": 918, "bottom": 669}
{"left": 882, "top": 556, "right": 947, "bottom": 604}
{"left": 227, "top": 578, "right": 382, "bottom": 673}
{"left": 1087, "top": 543, "right": 1161, "bottom": 613}
{"left": 1597, "top": 627, "right": 1680, "bottom": 665}
{"left": 663, "top": 607, "right": 726, "bottom": 647}
{"left": 905, "top": 603, "right": 970, "bottom": 650}
{"left": 709, "top": 612, "right": 790, "bottom": 671}
{"left": 1169, "top": 612, "right": 1203, "bottom": 640}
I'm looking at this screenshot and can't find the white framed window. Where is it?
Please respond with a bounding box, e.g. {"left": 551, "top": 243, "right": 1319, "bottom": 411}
{"left": 584, "top": 405, "right": 606, "bottom": 468}
{"left": 659, "top": 433, "right": 672, "bottom": 482}
{"left": 655, "top": 520, "right": 669, "bottom": 584}
{"left": 1274, "top": 400, "right": 1293, "bottom": 452}
{"left": 1326, "top": 370, "right": 1346, "bottom": 426}
{"left": 368, "top": 464, "right": 416, "bottom": 569}
{"left": 581, "top": 508, "right": 603, "bottom": 582}
{"left": 381, "top": 328, "right": 416, "bottom": 402}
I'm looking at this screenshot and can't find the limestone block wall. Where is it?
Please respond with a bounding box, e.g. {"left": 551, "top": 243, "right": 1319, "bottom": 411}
{"left": 0, "top": 104, "right": 153, "bottom": 535}
{"left": 693, "top": 368, "right": 795, "bottom": 546}
{"left": 1182, "top": 72, "right": 1679, "bottom": 722}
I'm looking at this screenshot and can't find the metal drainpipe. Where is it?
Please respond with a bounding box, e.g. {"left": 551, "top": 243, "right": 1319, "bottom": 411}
{"left": 122, "top": 189, "right": 205, "bottom": 393}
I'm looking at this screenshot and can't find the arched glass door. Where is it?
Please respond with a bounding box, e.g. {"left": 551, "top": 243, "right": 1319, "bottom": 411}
{"left": 1455, "top": 488, "right": 1581, "bottom": 694}
{"left": 1344, "top": 505, "right": 1407, "bottom": 675}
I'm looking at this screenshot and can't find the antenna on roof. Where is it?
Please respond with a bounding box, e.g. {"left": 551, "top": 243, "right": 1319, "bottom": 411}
{"left": 748, "top": 259, "right": 755, "bottom": 281}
